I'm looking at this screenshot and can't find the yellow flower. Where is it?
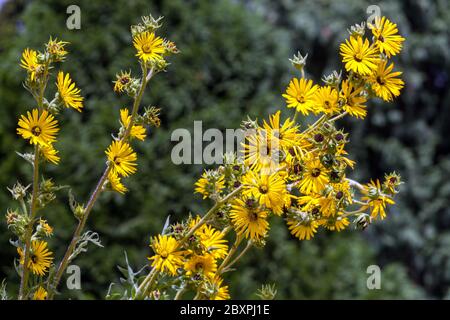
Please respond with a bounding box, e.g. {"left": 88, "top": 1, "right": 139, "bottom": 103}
{"left": 362, "top": 179, "right": 395, "bottom": 220}
{"left": 38, "top": 219, "right": 53, "bottom": 237}
{"left": 314, "top": 86, "right": 339, "bottom": 115}
{"left": 33, "top": 286, "right": 47, "bottom": 300}
{"left": 107, "top": 171, "right": 128, "bottom": 194}
{"left": 230, "top": 197, "right": 269, "bottom": 240}
{"left": 18, "top": 240, "right": 53, "bottom": 276}
{"left": 369, "top": 16, "right": 405, "bottom": 58}
{"left": 148, "top": 235, "right": 184, "bottom": 276}
{"left": 287, "top": 218, "right": 318, "bottom": 240}
{"left": 319, "top": 215, "right": 349, "bottom": 231}
{"left": 242, "top": 170, "right": 287, "bottom": 215}
{"left": 56, "top": 71, "right": 84, "bottom": 112}
{"left": 133, "top": 31, "right": 165, "bottom": 63}
{"left": 114, "top": 70, "right": 132, "bottom": 93}
{"left": 340, "top": 36, "right": 379, "bottom": 75}
{"left": 184, "top": 254, "right": 217, "bottom": 279}
{"left": 17, "top": 109, "right": 59, "bottom": 147}
{"left": 196, "top": 223, "right": 228, "bottom": 259}
{"left": 20, "top": 48, "right": 41, "bottom": 81}
{"left": 368, "top": 61, "right": 404, "bottom": 102}
{"left": 298, "top": 157, "right": 328, "bottom": 195}
{"left": 194, "top": 171, "right": 225, "bottom": 199}
{"left": 262, "top": 111, "right": 299, "bottom": 149}
{"left": 46, "top": 37, "right": 69, "bottom": 61}
{"left": 40, "top": 144, "right": 60, "bottom": 164}
{"left": 206, "top": 277, "right": 230, "bottom": 300}
{"left": 242, "top": 129, "right": 281, "bottom": 173}
{"left": 120, "top": 108, "right": 147, "bottom": 141}
{"left": 340, "top": 80, "right": 367, "bottom": 119}
{"left": 105, "top": 140, "right": 137, "bottom": 177}
{"left": 282, "top": 78, "right": 318, "bottom": 115}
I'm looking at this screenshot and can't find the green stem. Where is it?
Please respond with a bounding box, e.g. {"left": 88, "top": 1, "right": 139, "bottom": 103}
{"left": 217, "top": 234, "right": 243, "bottom": 274}
{"left": 19, "top": 144, "right": 40, "bottom": 299}
{"left": 135, "top": 268, "right": 158, "bottom": 300}
{"left": 174, "top": 286, "right": 187, "bottom": 300}
{"left": 220, "top": 240, "right": 252, "bottom": 274}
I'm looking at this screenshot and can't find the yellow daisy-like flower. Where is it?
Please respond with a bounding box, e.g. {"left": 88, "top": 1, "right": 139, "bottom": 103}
{"left": 287, "top": 218, "right": 319, "bottom": 240}
{"left": 262, "top": 111, "right": 299, "bottom": 149}
{"left": 194, "top": 172, "right": 225, "bottom": 199}
{"left": 46, "top": 37, "right": 69, "bottom": 61}
{"left": 105, "top": 140, "right": 137, "bottom": 177}
{"left": 20, "top": 48, "right": 41, "bottom": 81}
{"left": 17, "top": 109, "right": 59, "bottom": 147}
{"left": 120, "top": 109, "right": 147, "bottom": 141}
{"left": 133, "top": 31, "right": 165, "bottom": 63}
{"left": 243, "top": 129, "right": 281, "bottom": 173}
{"left": 184, "top": 254, "right": 217, "bottom": 279}
{"left": 314, "top": 86, "right": 340, "bottom": 115}
{"left": 368, "top": 61, "right": 404, "bottom": 102}
{"left": 40, "top": 144, "right": 60, "bottom": 165}
{"left": 56, "top": 71, "right": 84, "bottom": 112}
{"left": 18, "top": 240, "right": 53, "bottom": 276}
{"left": 340, "top": 36, "right": 379, "bottom": 75}
{"left": 196, "top": 223, "right": 228, "bottom": 259}
{"left": 319, "top": 215, "right": 349, "bottom": 232}
{"left": 38, "top": 219, "right": 53, "bottom": 237}
{"left": 206, "top": 277, "right": 230, "bottom": 300}
{"left": 340, "top": 80, "right": 367, "bottom": 119}
{"left": 369, "top": 16, "right": 405, "bottom": 58}
{"left": 33, "top": 286, "right": 48, "bottom": 300}
{"left": 230, "top": 197, "right": 269, "bottom": 240}
{"left": 362, "top": 179, "right": 395, "bottom": 220}
{"left": 282, "top": 78, "right": 318, "bottom": 115}
{"left": 242, "top": 170, "right": 287, "bottom": 215}
{"left": 107, "top": 171, "right": 128, "bottom": 194}
{"left": 298, "top": 158, "right": 328, "bottom": 195}
{"left": 148, "top": 235, "right": 185, "bottom": 276}
{"left": 114, "top": 70, "right": 132, "bottom": 93}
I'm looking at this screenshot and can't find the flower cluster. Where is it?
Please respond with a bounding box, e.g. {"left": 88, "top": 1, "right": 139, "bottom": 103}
{"left": 141, "top": 16, "right": 404, "bottom": 300}
{"left": 6, "top": 15, "right": 175, "bottom": 300}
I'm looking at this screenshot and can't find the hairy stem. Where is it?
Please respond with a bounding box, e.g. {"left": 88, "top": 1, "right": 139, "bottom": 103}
{"left": 220, "top": 240, "right": 253, "bottom": 274}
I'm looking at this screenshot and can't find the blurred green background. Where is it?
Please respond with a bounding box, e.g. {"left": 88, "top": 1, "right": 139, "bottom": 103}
{"left": 0, "top": 0, "right": 449, "bottom": 299}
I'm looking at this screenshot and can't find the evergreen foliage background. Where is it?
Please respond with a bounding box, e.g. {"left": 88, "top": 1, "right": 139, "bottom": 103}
{"left": 0, "top": 0, "right": 448, "bottom": 299}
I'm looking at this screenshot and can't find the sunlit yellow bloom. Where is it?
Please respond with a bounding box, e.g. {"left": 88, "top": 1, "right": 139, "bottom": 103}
{"left": 314, "top": 86, "right": 339, "bottom": 115}
{"left": 287, "top": 218, "right": 318, "bottom": 240}
{"left": 242, "top": 129, "right": 281, "bottom": 173}
{"left": 105, "top": 140, "right": 137, "bottom": 177}
{"left": 20, "top": 48, "right": 41, "bottom": 81}
{"left": 361, "top": 179, "right": 395, "bottom": 220}
{"left": 262, "top": 111, "right": 299, "bottom": 149}
{"left": 148, "top": 235, "right": 184, "bottom": 276}
{"left": 184, "top": 254, "right": 217, "bottom": 279}
{"left": 18, "top": 240, "right": 53, "bottom": 276}
{"left": 282, "top": 78, "right": 318, "bottom": 115}
{"left": 298, "top": 158, "right": 328, "bottom": 195}
{"left": 40, "top": 144, "right": 60, "bottom": 164}
{"left": 369, "top": 16, "right": 405, "bottom": 58}
{"left": 368, "top": 61, "right": 404, "bottom": 102}
{"left": 56, "top": 71, "right": 84, "bottom": 112}
{"left": 17, "top": 109, "right": 59, "bottom": 147}
{"left": 194, "top": 172, "right": 225, "bottom": 199}
{"left": 242, "top": 170, "right": 287, "bottom": 215}
{"left": 230, "top": 197, "right": 269, "bottom": 240}
{"left": 340, "top": 80, "right": 367, "bottom": 119}
{"left": 107, "top": 171, "right": 128, "bottom": 194}
{"left": 33, "top": 286, "right": 47, "bottom": 300}
{"left": 196, "top": 223, "right": 228, "bottom": 259}
{"left": 133, "top": 31, "right": 165, "bottom": 63}
{"left": 340, "top": 36, "right": 379, "bottom": 75}
{"left": 120, "top": 108, "right": 147, "bottom": 141}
